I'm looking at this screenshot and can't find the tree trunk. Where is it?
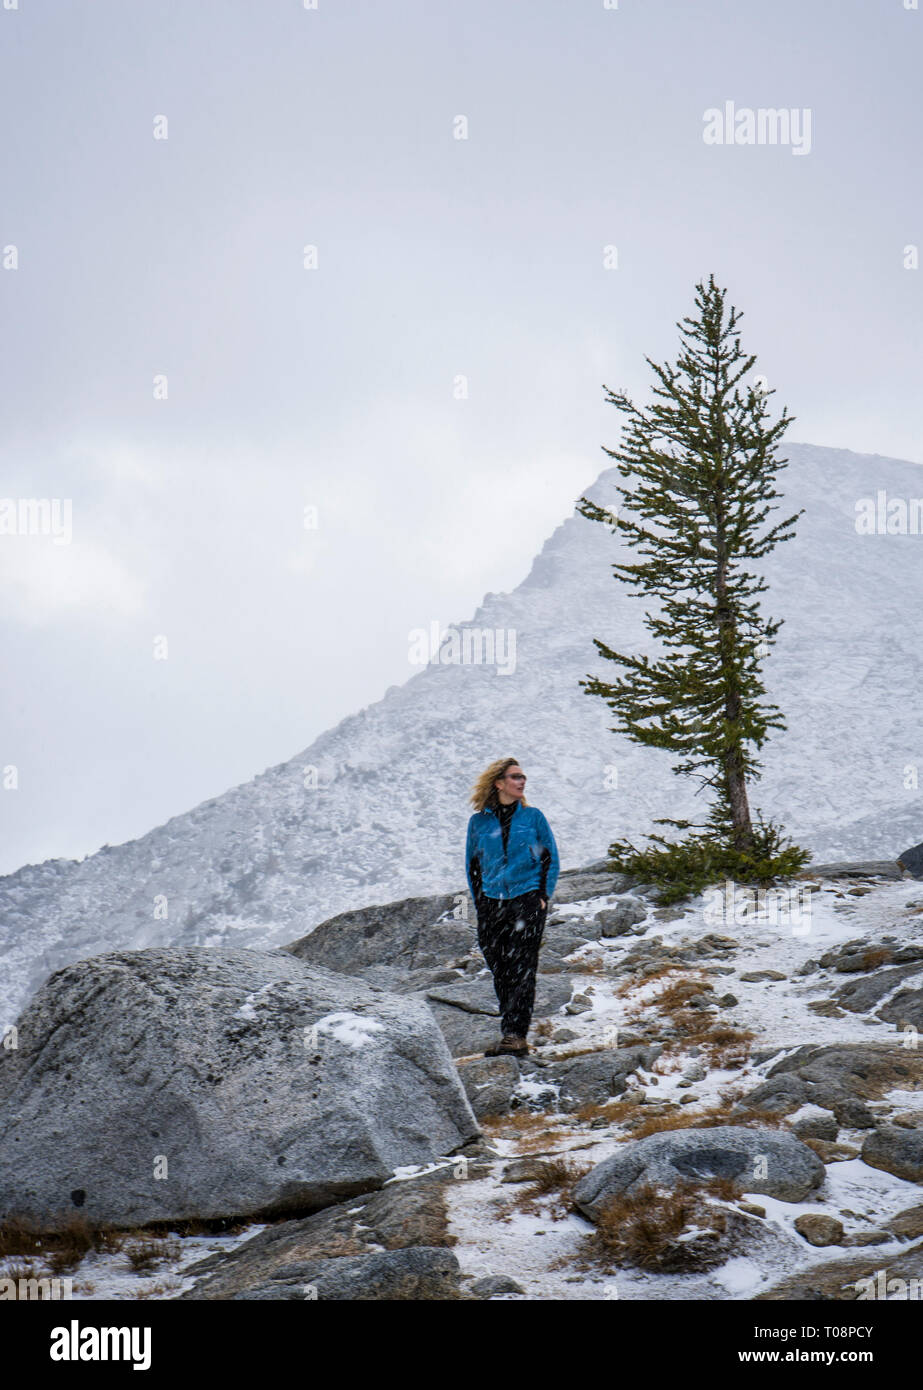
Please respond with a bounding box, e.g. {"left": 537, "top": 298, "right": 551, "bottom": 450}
{"left": 715, "top": 496, "right": 754, "bottom": 852}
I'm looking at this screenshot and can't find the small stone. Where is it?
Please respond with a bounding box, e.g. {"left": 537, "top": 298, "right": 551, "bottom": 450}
{"left": 739, "top": 970, "right": 787, "bottom": 983}
{"left": 862, "top": 1125, "right": 923, "bottom": 1182}
{"left": 500, "top": 1157, "right": 553, "bottom": 1184}
{"left": 552, "top": 1028, "right": 580, "bottom": 1044}
{"left": 886, "top": 1205, "right": 923, "bottom": 1239}
{"left": 738, "top": 1202, "right": 766, "bottom": 1218}
{"left": 833, "top": 1098, "right": 877, "bottom": 1129}
{"left": 791, "top": 1112, "right": 838, "bottom": 1141}
{"left": 470, "top": 1275, "right": 526, "bottom": 1298}
{"left": 794, "top": 1214, "right": 844, "bottom": 1247}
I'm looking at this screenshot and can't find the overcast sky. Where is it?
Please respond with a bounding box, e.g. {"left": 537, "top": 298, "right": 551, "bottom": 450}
{"left": 1, "top": 0, "right": 920, "bottom": 875}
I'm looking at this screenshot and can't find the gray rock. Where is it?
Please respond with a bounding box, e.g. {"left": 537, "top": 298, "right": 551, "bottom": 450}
{"left": 425, "top": 974, "right": 572, "bottom": 1020}
{"left": 353, "top": 965, "right": 454, "bottom": 995}
{"left": 551, "top": 868, "right": 639, "bottom": 904}
{"left": 739, "top": 970, "right": 786, "bottom": 983}
{"left": 573, "top": 1126, "right": 825, "bottom": 1214}
{"left": 791, "top": 1112, "right": 838, "bottom": 1141}
{"left": 456, "top": 1056, "right": 520, "bottom": 1119}
{"left": 221, "top": 1246, "right": 468, "bottom": 1300}
{"left": 898, "top": 843, "right": 923, "bottom": 878}
{"left": 283, "top": 894, "right": 473, "bottom": 975}
{"left": 803, "top": 861, "right": 903, "bottom": 880}
{"left": 419, "top": 973, "right": 572, "bottom": 1057}
{"left": 539, "top": 1046, "right": 661, "bottom": 1112}
{"left": 536, "top": 951, "right": 569, "bottom": 974}
{"left": 542, "top": 924, "right": 592, "bottom": 956}
{"left": 423, "top": 1002, "right": 501, "bottom": 1058}
{"left": 565, "top": 996, "right": 593, "bottom": 1015}
{"left": 879, "top": 987, "right": 923, "bottom": 1032}
{"left": 836, "top": 964, "right": 923, "bottom": 1014}
{"left": 768, "top": 1042, "right": 923, "bottom": 1103}
{"left": 595, "top": 900, "right": 648, "bottom": 937}
{"left": 734, "top": 1074, "right": 811, "bottom": 1116}
{"left": 0, "top": 946, "right": 479, "bottom": 1230}
{"left": 469, "top": 1274, "right": 525, "bottom": 1298}
{"left": 820, "top": 939, "right": 883, "bottom": 973}
{"left": 425, "top": 978, "right": 501, "bottom": 1015}
{"left": 832, "top": 1098, "right": 877, "bottom": 1129}
{"left": 862, "top": 1126, "right": 923, "bottom": 1183}
{"left": 179, "top": 1166, "right": 468, "bottom": 1299}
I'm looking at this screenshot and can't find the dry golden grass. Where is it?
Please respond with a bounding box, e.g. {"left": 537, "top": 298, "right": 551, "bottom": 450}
{"left": 0, "top": 1214, "right": 124, "bottom": 1272}
{"left": 566, "top": 958, "right": 606, "bottom": 975}
{"left": 620, "top": 1101, "right": 784, "bottom": 1140}
{"left": 496, "top": 1157, "right": 594, "bottom": 1221}
{"left": 511, "top": 1127, "right": 569, "bottom": 1153}
{"left": 1, "top": 1259, "right": 42, "bottom": 1290}
{"left": 612, "top": 964, "right": 689, "bottom": 998}
{"left": 123, "top": 1235, "right": 182, "bottom": 1274}
{"left": 129, "top": 1277, "right": 184, "bottom": 1299}
{"left": 652, "top": 976, "right": 715, "bottom": 1011}
{"left": 571, "top": 1096, "right": 648, "bottom": 1126}
{"left": 481, "top": 1110, "right": 569, "bottom": 1152}
{"left": 0, "top": 1210, "right": 250, "bottom": 1274}
{"left": 565, "top": 1176, "right": 747, "bottom": 1275}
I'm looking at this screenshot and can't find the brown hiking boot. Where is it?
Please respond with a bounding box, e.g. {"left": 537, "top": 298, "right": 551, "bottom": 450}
{"left": 485, "top": 1034, "right": 529, "bottom": 1057}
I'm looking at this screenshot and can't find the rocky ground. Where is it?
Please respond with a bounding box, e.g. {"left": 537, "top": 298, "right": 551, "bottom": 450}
{"left": 4, "top": 858, "right": 923, "bottom": 1300}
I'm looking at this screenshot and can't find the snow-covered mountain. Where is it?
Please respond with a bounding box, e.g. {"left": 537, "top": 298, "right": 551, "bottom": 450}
{"left": 2, "top": 441, "right": 922, "bottom": 1026}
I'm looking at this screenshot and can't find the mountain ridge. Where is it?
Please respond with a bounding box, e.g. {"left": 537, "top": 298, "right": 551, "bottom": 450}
{"left": 2, "top": 439, "right": 923, "bottom": 1026}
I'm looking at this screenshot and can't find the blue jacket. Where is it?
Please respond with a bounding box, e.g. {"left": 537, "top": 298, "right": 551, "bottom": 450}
{"left": 465, "top": 802, "right": 560, "bottom": 902}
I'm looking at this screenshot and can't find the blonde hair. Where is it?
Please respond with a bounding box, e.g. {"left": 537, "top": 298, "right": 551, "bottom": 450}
{"left": 469, "top": 757, "right": 529, "bottom": 813}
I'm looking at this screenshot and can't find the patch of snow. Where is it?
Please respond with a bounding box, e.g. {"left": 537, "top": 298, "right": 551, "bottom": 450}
{"left": 313, "top": 1011, "right": 386, "bottom": 1048}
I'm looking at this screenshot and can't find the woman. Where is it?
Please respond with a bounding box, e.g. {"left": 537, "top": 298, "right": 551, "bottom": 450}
{"left": 465, "top": 757, "right": 560, "bottom": 1057}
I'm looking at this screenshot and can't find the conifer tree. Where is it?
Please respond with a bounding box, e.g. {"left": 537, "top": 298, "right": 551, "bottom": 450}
{"left": 578, "top": 274, "right": 811, "bottom": 901}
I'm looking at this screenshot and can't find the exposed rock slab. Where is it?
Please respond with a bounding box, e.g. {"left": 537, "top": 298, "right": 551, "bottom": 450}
{"left": 220, "top": 1246, "right": 469, "bottom": 1300}
{"left": 282, "top": 894, "right": 472, "bottom": 974}
{"left": 573, "top": 1126, "right": 825, "bottom": 1216}
{"left": 0, "top": 946, "right": 479, "bottom": 1230}
{"left": 178, "top": 1166, "right": 481, "bottom": 1299}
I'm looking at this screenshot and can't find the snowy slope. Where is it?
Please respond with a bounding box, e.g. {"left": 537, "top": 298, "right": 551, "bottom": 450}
{"left": 2, "top": 440, "right": 922, "bottom": 1026}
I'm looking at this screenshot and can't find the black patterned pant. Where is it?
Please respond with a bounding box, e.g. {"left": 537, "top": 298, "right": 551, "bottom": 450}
{"left": 475, "top": 889, "right": 548, "bottom": 1038}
